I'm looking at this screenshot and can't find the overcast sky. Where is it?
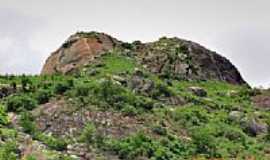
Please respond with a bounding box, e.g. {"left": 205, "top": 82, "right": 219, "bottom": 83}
{"left": 0, "top": 0, "right": 269, "bottom": 87}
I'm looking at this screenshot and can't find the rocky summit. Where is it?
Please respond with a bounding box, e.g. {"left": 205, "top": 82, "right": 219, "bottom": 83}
{"left": 1, "top": 31, "right": 270, "bottom": 160}
{"left": 42, "top": 32, "right": 246, "bottom": 85}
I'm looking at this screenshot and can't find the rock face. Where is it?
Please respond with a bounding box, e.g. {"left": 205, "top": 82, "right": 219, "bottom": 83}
{"left": 41, "top": 32, "right": 120, "bottom": 74}
{"left": 42, "top": 31, "right": 246, "bottom": 85}
{"left": 133, "top": 37, "right": 246, "bottom": 85}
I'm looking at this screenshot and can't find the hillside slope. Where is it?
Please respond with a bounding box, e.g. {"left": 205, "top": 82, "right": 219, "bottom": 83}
{"left": 0, "top": 32, "right": 270, "bottom": 160}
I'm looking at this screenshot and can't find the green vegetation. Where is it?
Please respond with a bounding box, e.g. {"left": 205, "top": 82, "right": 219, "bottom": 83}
{"left": 25, "top": 155, "right": 37, "bottom": 160}
{"left": 0, "top": 141, "right": 17, "bottom": 160}
{"left": 35, "top": 89, "right": 53, "bottom": 104}
{"left": 104, "top": 132, "right": 192, "bottom": 160}
{"left": 0, "top": 105, "right": 8, "bottom": 125}
{"left": 80, "top": 122, "right": 96, "bottom": 144}
{"left": 6, "top": 95, "right": 37, "bottom": 112}
{"left": 0, "top": 52, "right": 270, "bottom": 159}
{"left": 83, "top": 52, "right": 137, "bottom": 77}
{"left": 34, "top": 133, "right": 67, "bottom": 151}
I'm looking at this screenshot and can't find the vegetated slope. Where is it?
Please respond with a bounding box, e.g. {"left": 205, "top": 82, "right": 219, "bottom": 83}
{"left": 0, "top": 32, "right": 270, "bottom": 160}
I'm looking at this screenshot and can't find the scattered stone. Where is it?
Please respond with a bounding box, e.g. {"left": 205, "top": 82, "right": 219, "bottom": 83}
{"left": 252, "top": 95, "right": 270, "bottom": 109}
{"left": 67, "top": 143, "right": 88, "bottom": 157}
{"left": 227, "top": 90, "right": 238, "bottom": 97}
{"left": 228, "top": 111, "right": 243, "bottom": 122}
{"left": 129, "top": 73, "right": 145, "bottom": 92}
{"left": 87, "top": 68, "right": 99, "bottom": 76}
{"left": 242, "top": 118, "right": 268, "bottom": 136}
{"left": 188, "top": 86, "right": 207, "bottom": 97}
{"left": 141, "top": 80, "right": 155, "bottom": 93}
{"left": 0, "top": 85, "right": 16, "bottom": 99}
{"left": 112, "top": 75, "right": 127, "bottom": 85}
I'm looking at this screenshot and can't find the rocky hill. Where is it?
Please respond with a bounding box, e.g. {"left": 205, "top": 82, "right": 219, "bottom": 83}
{"left": 42, "top": 32, "right": 246, "bottom": 85}
{"left": 0, "top": 32, "right": 270, "bottom": 160}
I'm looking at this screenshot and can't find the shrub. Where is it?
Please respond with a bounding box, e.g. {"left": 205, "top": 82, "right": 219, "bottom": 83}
{"left": 80, "top": 122, "right": 96, "bottom": 144}
{"left": 0, "top": 141, "right": 17, "bottom": 160}
{"left": 21, "top": 75, "right": 32, "bottom": 92}
{"left": 94, "top": 80, "right": 130, "bottom": 108}
{"left": 35, "top": 133, "right": 67, "bottom": 151}
{"left": 54, "top": 81, "right": 72, "bottom": 94}
{"left": 25, "top": 155, "right": 37, "bottom": 160}
{"left": 134, "top": 97, "right": 154, "bottom": 110}
{"left": 109, "top": 132, "right": 153, "bottom": 159}
{"left": 35, "top": 89, "right": 52, "bottom": 104}
{"left": 6, "top": 95, "right": 37, "bottom": 112}
{"left": 19, "top": 112, "right": 37, "bottom": 135}
{"left": 75, "top": 84, "right": 90, "bottom": 97}
{"left": 172, "top": 105, "right": 209, "bottom": 127}
{"left": 151, "top": 83, "right": 173, "bottom": 98}
{"left": 0, "top": 128, "right": 17, "bottom": 139}
{"left": 121, "top": 42, "right": 133, "bottom": 50}
{"left": 152, "top": 125, "right": 167, "bottom": 136}
{"left": 191, "top": 122, "right": 248, "bottom": 158}
{"left": 96, "top": 79, "right": 123, "bottom": 104}
{"left": 121, "top": 104, "right": 138, "bottom": 116}
{"left": 0, "top": 105, "right": 8, "bottom": 125}
{"left": 91, "top": 79, "right": 154, "bottom": 112}
{"left": 191, "top": 125, "right": 217, "bottom": 157}
{"left": 106, "top": 132, "right": 190, "bottom": 160}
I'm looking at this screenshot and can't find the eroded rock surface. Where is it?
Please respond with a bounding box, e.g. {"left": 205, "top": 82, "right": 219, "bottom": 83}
{"left": 41, "top": 32, "right": 121, "bottom": 75}
{"left": 33, "top": 100, "right": 143, "bottom": 139}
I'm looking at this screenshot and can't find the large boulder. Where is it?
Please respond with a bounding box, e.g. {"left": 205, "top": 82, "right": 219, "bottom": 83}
{"left": 41, "top": 32, "right": 246, "bottom": 85}
{"left": 41, "top": 32, "right": 121, "bottom": 75}
{"left": 241, "top": 118, "right": 268, "bottom": 136}
{"left": 133, "top": 37, "right": 246, "bottom": 85}
{"left": 188, "top": 86, "right": 207, "bottom": 97}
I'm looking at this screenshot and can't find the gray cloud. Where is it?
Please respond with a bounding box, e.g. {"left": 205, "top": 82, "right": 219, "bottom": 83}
{"left": 0, "top": 8, "right": 45, "bottom": 74}
{"left": 214, "top": 27, "right": 270, "bottom": 87}
{"left": 0, "top": 0, "right": 269, "bottom": 87}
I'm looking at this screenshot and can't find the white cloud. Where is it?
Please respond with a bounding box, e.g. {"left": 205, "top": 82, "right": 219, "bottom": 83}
{"left": 0, "top": 8, "right": 45, "bottom": 74}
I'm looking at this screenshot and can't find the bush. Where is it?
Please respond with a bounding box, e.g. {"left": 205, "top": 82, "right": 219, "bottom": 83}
{"left": 0, "top": 105, "right": 8, "bottom": 125}
{"left": 191, "top": 122, "right": 248, "bottom": 158}
{"left": 25, "top": 155, "right": 37, "bottom": 160}
{"left": 35, "top": 89, "right": 52, "bottom": 104}
{"left": 35, "top": 133, "right": 67, "bottom": 151}
{"left": 19, "top": 112, "right": 37, "bottom": 135}
{"left": 90, "top": 79, "right": 154, "bottom": 112}
{"left": 75, "top": 84, "right": 90, "bottom": 97}
{"left": 151, "top": 83, "right": 173, "bottom": 99}
{"left": 106, "top": 132, "right": 190, "bottom": 160}
{"left": 121, "top": 104, "right": 138, "bottom": 116}
{"left": 21, "top": 75, "right": 32, "bottom": 92}
{"left": 172, "top": 105, "right": 209, "bottom": 127}
{"left": 80, "top": 122, "right": 96, "bottom": 144}
{"left": 0, "top": 128, "right": 17, "bottom": 139}
{"left": 94, "top": 80, "right": 131, "bottom": 108}
{"left": 152, "top": 125, "right": 167, "bottom": 136}
{"left": 96, "top": 79, "right": 123, "bottom": 104}
{"left": 135, "top": 97, "right": 154, "bottom": 110}
{"left": 0, "top": 141, "right": 17, "bottom": 160}
{"left": 6, "top": 95, "right": 37, "bottom": 112}
{"left": 54, "top": 81, "right": 72, "bottom": 94}
{"left": 121, "top": 42, "right": 133, "bottom": 50}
